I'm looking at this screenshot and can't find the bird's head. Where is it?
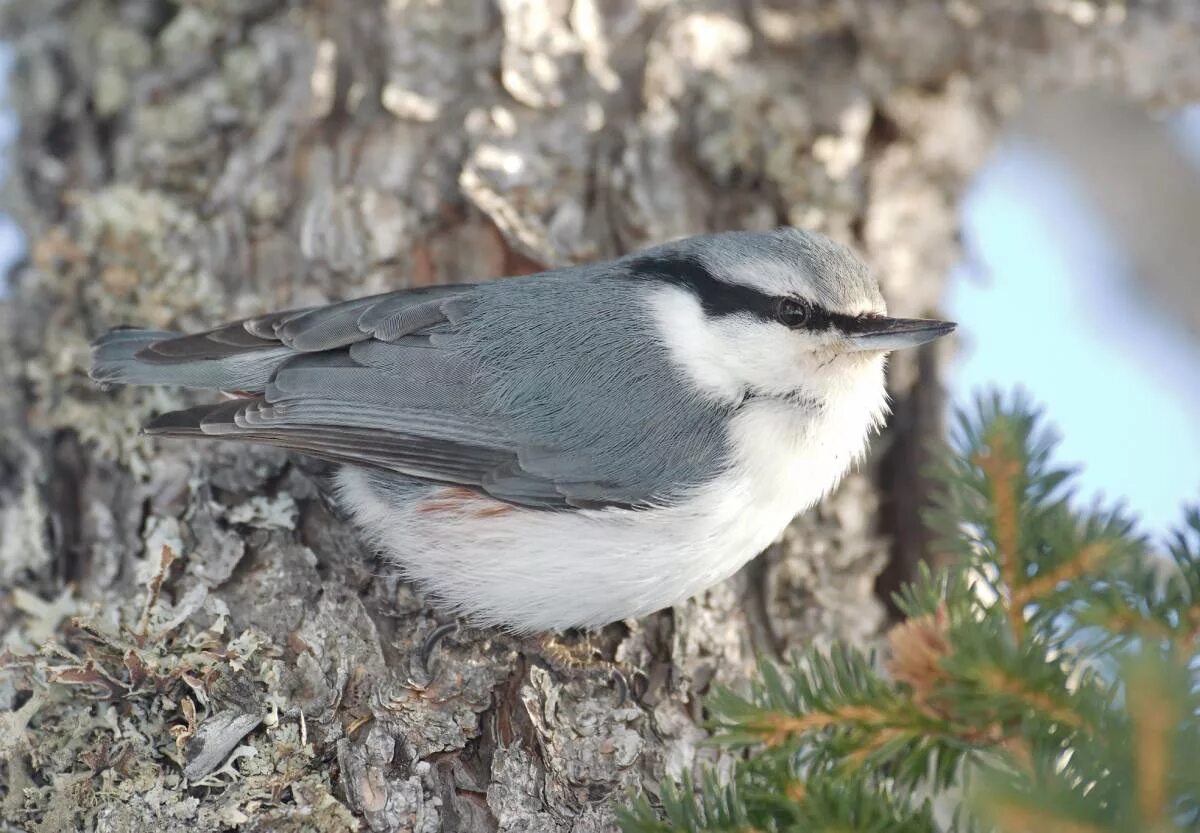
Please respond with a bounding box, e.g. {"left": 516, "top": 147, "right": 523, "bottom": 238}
{"left": 631, "top": 227, "right": 956, "bottom": 405}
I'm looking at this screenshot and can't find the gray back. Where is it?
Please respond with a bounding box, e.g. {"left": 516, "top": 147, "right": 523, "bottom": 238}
{"left": 449, "top": 267, "right": 734, "bottom": 505}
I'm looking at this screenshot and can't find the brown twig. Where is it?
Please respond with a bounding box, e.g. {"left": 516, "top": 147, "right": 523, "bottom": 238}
{"left": 1127, "top": 670, "right": 1176, "bottom": 827}
{"left": 981, "top": 667, "right": 1084, "bottom": 731}
{"left": 974, "top": 426, "right": 1026, "bottom": 642}
{"left": 1011, "top": 542, "right": 1111, "bottom": 609}
{"left": 986, "top": 803, "right": 1106, "bottom": 833}
{"left": 752, "top": 705, "right": 887, "bottom": 748}
{"left": 1104, "top": 608, "right": 1176, "bottom": 644}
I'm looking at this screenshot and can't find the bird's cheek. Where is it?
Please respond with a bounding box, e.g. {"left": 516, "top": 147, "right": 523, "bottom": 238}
{"left": 806, "top": 339, "right": 847, "bottom": 365}
{"left": 831, "top": 350, "right": 888, "bottom": 379}
{"left": 808, "top": 346, "right": 877, "bottom": 377}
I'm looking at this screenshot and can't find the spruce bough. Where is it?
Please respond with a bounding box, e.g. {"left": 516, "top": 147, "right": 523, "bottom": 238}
{"left": 620, "top": 393, "right": 1200, "bottom": 833}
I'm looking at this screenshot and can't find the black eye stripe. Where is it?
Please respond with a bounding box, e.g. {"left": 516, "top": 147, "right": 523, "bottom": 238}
{"left": 821, "top": 310, "right": 876, "bottom": 331}
{"left": 627, "top": 252, "right": 872, "bottom": 332}
{"left": 627, "top": 253, "right": 778, "bottom": 319}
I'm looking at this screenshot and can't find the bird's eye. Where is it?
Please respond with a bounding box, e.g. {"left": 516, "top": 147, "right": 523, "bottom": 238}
{"left": 777, "top": 298, "right": 812, "bottom": 328}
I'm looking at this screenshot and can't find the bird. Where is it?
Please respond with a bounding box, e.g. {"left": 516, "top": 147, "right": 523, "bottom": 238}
{"left": 90, "top": 227, "right": 955, "bottom": 633}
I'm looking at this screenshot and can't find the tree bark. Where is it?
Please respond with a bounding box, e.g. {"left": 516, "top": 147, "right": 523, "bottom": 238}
{"left": 1, "top": 2, "right": 1196, "bottom": 832}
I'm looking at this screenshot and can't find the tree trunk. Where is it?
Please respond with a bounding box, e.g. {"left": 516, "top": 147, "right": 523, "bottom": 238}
{"left": 1, "top": 2, "right": 1195, "bottom": 831}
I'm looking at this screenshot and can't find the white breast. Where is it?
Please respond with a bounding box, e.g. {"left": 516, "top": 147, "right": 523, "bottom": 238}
{"left": 334, "top": 369, "right": 886, "bottom": 632}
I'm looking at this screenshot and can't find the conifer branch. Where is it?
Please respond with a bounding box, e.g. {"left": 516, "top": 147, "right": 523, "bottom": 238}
{"left": 980, "top": 802, "right": 1108, "bottom": 833}
{"left": 976, "top": 665, "right": 1085, "bottom": 731}
{"left": 1127, "top": 661, "right": 1179, "bottom": 829}
{"left": 973, "top": 421, "right": 1028, "bottom": 641}
{"left": 1011, "top": 541, "right": 1112, "bottom": 609}
{"left": 621, "top": 394, "right": 1199, "bottom": 833}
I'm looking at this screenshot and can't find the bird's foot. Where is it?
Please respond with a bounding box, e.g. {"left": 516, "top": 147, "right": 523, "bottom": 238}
{"left": 405, "top": 621, "right": 461, "bottom": 689}
{"left": 528, "top": 632, "right": 637, "bottom": 705}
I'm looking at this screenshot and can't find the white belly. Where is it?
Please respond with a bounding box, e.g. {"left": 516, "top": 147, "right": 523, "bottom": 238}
{"left": 334, "top": 396, "right": 881, "bottom": 632}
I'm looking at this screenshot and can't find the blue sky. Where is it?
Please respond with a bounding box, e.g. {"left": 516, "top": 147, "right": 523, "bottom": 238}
{"left": 950, "top": 131, "right": 1200, "bottom": 536}
{"left": 0, "top": 47, "right": 19, "bottom": 281}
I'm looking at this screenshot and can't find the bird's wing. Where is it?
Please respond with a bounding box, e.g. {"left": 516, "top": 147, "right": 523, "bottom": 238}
{"left": 92, "top": 285, "right": 470, "bottom": 390}
{"left": 140, "top": 337, "right": 577, "bottom": 506}
{"left": 95, "top": 276, "right": 732, "bottom": 509}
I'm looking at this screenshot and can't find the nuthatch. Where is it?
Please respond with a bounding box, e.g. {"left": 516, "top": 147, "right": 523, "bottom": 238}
{"left": 92, "top": 228, "right": 955, "bottom": 632}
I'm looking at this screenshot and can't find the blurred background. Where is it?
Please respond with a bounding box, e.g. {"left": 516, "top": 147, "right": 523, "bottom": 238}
{"left": 952, "top": 113, "right": 1200, "bottom": 536}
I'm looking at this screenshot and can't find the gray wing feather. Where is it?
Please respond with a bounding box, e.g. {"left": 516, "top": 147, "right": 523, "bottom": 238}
{"left": 145, "top": 397, "right": 550, "bottom": 500}
{"left": 90, "top": 287, "right": 475, "bottom": 392}
{"left": 243, "top": 308, "right": 314, "bottom": 340}
{"left": 357, "top": 293, "right": 463, "bottom": 341}
{"left": 269, "top": 285, "right": 468, "bottom": 350}
{"left": 138, "top": 323, "right": 281, "bottom": 361}
{"left": 266, "top": 350, "right": 475, "bottom": 412}
{"left": 268, "top": 297, "right": 381, "bottom": 351}
{"left": 95, "top": 269, "right": 733, "bottom": 510}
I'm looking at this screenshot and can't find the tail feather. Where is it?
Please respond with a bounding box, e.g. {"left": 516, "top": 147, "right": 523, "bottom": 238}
{"left": 88, "top": 288, "right": 476, "bottom": 467}
{"left": 90, "top": 328, "right": 181, "bottom": 385}
{"left": 91, "top": 327, "right": 180, "bottom": 360}
{"left": 88, "top": 289, "right": 470, "bottom": 395}
{"left": 89, "top": 327, "right": 295, "bottom": 392}
{"left": 141, "top": 401, "right": 240, "bottom": 436}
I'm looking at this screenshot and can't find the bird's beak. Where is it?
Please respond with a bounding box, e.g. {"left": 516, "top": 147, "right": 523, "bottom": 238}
{"left": 841, "top": 316, "right": 957, "bottom": 352}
